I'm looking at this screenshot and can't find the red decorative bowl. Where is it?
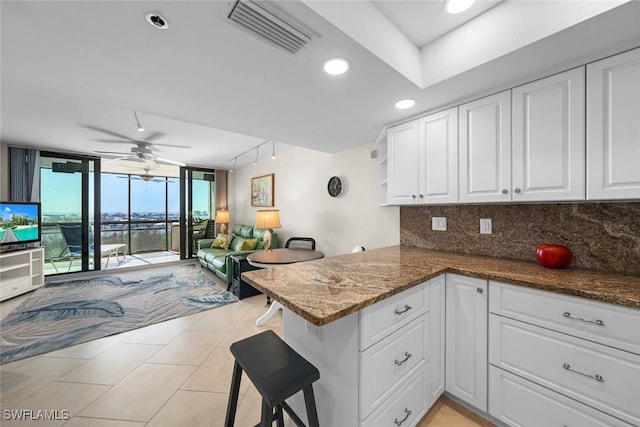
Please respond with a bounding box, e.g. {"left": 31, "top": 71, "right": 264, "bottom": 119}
{"left": 536, "top": 244, "right": 573, "bottom": 269}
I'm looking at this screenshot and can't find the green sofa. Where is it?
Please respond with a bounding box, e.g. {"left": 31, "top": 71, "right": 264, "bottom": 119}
{"left": 197, "top": 224, "right": 278, "bottom": 285}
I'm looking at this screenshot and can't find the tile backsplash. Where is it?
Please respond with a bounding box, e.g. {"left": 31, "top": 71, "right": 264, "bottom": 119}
{"left": 400, "top": 202, "right": 640, "bottom": 275}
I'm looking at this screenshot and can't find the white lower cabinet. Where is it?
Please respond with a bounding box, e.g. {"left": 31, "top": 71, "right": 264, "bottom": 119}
{"left": 282, "top": 275, "right": 445, "bottom": 427}
{"left": 362, "top": 364, "right": 427, "bottom": 427}
{"left": 445, "top": 274, "right": 488, "bottom": 411}
{"left": 489, "top": 281, "right": 640, "bottom": 426}
{"left": 360, "top": 275, "right": 446, "bottom": 425}
{"left": 489, "top": 366, "right": 634, "bottom": 427}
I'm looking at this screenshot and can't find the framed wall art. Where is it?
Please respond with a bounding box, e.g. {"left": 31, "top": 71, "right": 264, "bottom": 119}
{"left": 251, "top": 174, "right": 274, "bottom": 207}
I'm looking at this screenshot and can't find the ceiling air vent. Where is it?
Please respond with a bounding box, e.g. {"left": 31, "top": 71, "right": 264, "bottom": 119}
{"left": 228, "top": 0, "right": 314, "bottom": 54}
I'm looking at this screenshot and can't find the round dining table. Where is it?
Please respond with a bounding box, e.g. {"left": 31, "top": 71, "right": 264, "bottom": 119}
{"left": 247, "top": 248, "right": 324, "bottom": 326}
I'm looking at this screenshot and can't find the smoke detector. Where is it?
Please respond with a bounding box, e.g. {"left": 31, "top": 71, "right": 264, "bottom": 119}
{"left": 146, "top": 12, "right": 169, "bottom": 30}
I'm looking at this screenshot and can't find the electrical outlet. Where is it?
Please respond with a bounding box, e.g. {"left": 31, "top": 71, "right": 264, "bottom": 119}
{"left": 432, "top": 217, "right": 447, "bottom": 231}
{"left": 480, "top": 218, "right": 492, "bottom": 234}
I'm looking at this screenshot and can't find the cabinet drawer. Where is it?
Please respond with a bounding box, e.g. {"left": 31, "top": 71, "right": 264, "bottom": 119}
{"left": 361, "top": 363, "right": 426, "bottom": 427}
{"left": 489, "top": 366, "right": 634, "bottom": 427}
{"left": 360, "top": 314, "right": 428, "bottom": 418}
{"left": 0, "top": 277, "right": 31, "bottom": 300}
{"left": 489, "top": 281, "right": 640, "bottom": 355}
{"left": 489, "top": 315, "right": 640, "bottom": 425}
{"left": 360, "top": 283, "right": 427, "bottom": 350}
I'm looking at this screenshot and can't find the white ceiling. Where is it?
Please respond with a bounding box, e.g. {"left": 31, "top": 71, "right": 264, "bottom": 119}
{"left": 1, "top": 0, "right": 639, "bottom": 173}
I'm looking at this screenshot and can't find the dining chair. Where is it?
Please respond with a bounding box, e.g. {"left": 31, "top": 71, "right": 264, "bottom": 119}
{"left": 285, "top": 237, "right": 316, "bottom": 250}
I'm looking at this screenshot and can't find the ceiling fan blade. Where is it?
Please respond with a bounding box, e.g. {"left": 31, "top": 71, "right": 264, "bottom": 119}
{"left": 94, "top": 138, "right": 136, "bottom": 144}
{"left": 95, "top": 150, "right": 131, "bottom": 155}
{"left": 144, "top": 132, "right": 166, "bottom": 143}
{"left": 105, "top": 157, "right": 133, "bottom": 163}
{"left": 151, "top": 142, "right": 192, "bottom": 149}
{"left": 82, "top": 125, "right": 132, "bottom": 141}
{"left": 154, "top": 156, "right": 186, "bottom": 167}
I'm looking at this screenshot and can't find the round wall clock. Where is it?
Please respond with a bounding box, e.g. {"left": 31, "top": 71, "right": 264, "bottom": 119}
{"left": 327, "top": 176, "right": 344, "bottom": 197}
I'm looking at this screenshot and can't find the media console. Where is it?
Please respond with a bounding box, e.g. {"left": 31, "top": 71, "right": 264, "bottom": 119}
{"left": 0, "top": 247, "right": 45, "bottom": 301}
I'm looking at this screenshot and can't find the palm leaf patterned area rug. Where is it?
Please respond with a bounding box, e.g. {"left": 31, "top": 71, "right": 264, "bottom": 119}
{"left": 0, "top": 263, "right": 237, "bottom": 364}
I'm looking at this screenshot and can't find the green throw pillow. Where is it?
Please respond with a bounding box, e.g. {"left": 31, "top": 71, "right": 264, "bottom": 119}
{"left": 240, "top": 238, "right": 258, "bottom": 250}
{"left": 211, "top": 233, "right": 232, "bottom": 249}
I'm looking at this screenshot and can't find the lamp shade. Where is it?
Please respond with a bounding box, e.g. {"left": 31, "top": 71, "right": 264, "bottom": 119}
{"left": 255, "top": 209, "right": 282, "bottom": 229}
{"left": 215, "top": 209, "right": 230, "bottom": 224}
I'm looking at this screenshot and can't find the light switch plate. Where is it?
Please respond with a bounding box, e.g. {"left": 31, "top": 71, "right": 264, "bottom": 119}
{"left": 432, "top": 217, "right": 447, "bottom": 231}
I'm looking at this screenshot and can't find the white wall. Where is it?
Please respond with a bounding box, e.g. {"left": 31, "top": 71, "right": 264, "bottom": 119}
{"left": 229, "top": 143, "right": 399, "bottom": 257}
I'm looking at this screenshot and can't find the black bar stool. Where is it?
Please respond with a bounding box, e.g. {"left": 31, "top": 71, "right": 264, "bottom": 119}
{"left": 225, "top": 330, "right": 321, "bottom": 427}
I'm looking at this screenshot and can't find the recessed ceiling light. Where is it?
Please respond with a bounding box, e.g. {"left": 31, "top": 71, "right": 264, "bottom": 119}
{"left": 395, "top": 99, "right": 416, "bottom": 110}
{"left": 444, "top": 0, "right": 476, "bottom": 14}
{"left": 324, "top": 58, "right": 350, "bottom": 76}
{"left": 146, "top": 12, "right": 169, "bottom": 29}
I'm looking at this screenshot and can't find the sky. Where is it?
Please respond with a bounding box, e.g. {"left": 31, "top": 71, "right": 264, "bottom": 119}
{"left": 0, "top": 203, "right": 39, "bottom": 221}
{"left": 40, "top": 170, "right": 210, "bottom": 215}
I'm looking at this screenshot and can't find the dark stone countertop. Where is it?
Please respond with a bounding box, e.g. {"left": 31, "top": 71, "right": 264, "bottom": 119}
{"left": 242, "top": 246, "right": 640, "bottom": 326}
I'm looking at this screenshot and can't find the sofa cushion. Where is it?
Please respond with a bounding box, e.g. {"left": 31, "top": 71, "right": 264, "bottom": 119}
{"left": 241, "top": 238, "right": 258, "bottom": 250}
{"left": 211, "top": 233, "right": 232, "bottom": 249}
{"left": 230, "top": 236, "right": 246, "bottom": 252}
{"left": 239, "top": 225, "right": 254, "bottom": 238}
{"left": 211, "top": 256, "right": 226, "bottom": 271}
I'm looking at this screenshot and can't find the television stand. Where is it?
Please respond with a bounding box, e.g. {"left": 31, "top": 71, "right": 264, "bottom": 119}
{"left": 0, "top": 247, "right": 45, "bottom": 301}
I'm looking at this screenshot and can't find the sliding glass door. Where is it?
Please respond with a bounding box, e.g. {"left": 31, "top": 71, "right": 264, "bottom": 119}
{"left": 39, "top": 153, "right": 100, "bottom": 275}
{"left": 182, "top": 167, "right": 216, "bottom": 259}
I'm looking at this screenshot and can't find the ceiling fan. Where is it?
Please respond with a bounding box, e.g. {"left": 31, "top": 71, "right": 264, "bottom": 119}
{"left": 86, "top": 124, "right": 188, "bottom": 167}
{"left": 95, "top": 141, "right": 186, "bottom": 167}
{"left": 117, "top": 168, "right": 175, "bottom": 183}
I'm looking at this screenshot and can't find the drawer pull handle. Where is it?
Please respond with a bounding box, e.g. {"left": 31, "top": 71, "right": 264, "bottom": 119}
{"left": 562, "top": 363, "right": 604, "bottom": 383}
{"left": 562, "top": 312, "right": 605, "bottom": 326}
{"left": 395, "top": 352, "right": 412, "bottom": 366}
{"left": 394, "top": 305, "right": 412, "bottom": 316}
{"left": 394, "top": 408, "right": 412, "bottom": 426}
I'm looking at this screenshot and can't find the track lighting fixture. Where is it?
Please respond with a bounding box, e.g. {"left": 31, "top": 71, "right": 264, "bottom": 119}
{"left": 227, "top": 140, "right": 275, "bottom": 171}
{"left": 134, "top": 111, "right": 144, "bottom": 132}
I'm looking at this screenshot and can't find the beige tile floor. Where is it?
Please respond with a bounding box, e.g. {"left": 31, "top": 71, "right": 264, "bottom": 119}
{"left": 1, "top": 281, "right": 493, "bottom": 427}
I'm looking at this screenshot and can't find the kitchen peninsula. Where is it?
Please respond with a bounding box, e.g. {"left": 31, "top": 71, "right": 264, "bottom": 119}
{"left": 242, "top": 246, "right": 640, "bottom": 427}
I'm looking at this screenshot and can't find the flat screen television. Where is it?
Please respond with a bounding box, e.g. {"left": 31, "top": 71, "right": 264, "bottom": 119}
{"left": 0, "top": 201, "right": 42, "bottom": 246}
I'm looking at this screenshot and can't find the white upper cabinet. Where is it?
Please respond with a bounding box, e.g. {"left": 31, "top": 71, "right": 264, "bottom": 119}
{"left": 387, "top": 120, "right": 420, "bottom": 204}
{"left": 512, "top": 67, "right": 586, "bottom": 201}
{"left": 418, "top": 107, "right": 459, "bottom": 204}
{"left": 459, "top": 91, "right": 512, "bottom": 203}
{"left": 386, "top": 108, "right": 458, "bottom": 205}
{"left": 587, "top": 47, "right": 640, "bottom": 200}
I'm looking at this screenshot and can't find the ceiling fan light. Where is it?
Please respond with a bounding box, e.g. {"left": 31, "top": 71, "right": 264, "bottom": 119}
{"left": 445, "top": 0, "right": 476, "bottom": 14}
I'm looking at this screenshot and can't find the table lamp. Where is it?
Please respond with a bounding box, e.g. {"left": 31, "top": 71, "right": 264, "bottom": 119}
{"left": 215, "top": 209, "right": 230, "bottom": 234}
{"left": 255, "top": 209, "right": 281, "bottom": 250}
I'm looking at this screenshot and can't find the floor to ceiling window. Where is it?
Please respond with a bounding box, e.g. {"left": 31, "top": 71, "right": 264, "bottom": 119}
{"left": 100, "top": 167, "right": 180, "bottom": 257}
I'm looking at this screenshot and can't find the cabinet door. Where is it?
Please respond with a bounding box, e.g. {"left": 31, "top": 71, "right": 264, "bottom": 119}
{"left": 459, "top": 91, "right": 512, "bottom": 203}
{"left": 418, "top": 108, "right": 459, "bottom": 204}
{"left": 387, "top": 120, "right": 420, "bottom": 204}
{"left": 512, "top": 67, "right": 585, "bottom": 201}
{"left": 587, "top": 47, "right": 640, "bottom": 200}
{"left": 426, "top": 275, "right": 445, "bottom": 409}
{"left": 445, "top": 274, "right": 488, "bottom": 411}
